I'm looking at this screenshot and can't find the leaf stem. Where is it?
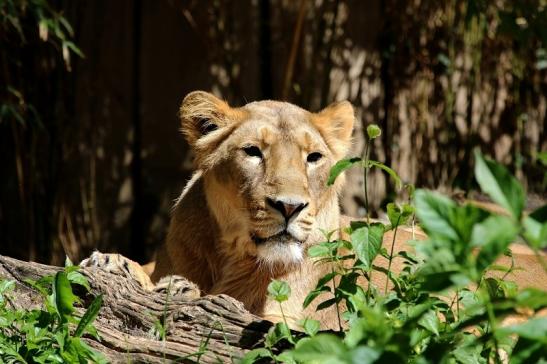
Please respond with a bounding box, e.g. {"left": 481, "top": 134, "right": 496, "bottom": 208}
{"left": 385, "top": 214, "right": 401, "bottom": 294}
{"left": 279, "top": 302, "right": 294, "bottom": 343}
{"left": 330, "top": 266, "right": 343, "bottom": 332}
{"left": 482, "top": 286, "right": 502, "bottom": 364}
{"left": 363, "top": 140, "right": 371, "bottom": 225}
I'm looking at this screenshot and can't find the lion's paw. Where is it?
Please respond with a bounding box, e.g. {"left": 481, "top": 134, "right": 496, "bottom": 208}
{"left": 153, "top": 275, "right": 200, "bottom": 300}
{"left": 80, "top": 251, "right": 154, "bottom": 291}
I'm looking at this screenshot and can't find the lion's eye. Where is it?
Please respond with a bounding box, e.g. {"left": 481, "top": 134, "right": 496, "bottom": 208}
{"left": 307, "top": 152, "right": 323, "bottom": 163}
{"left": 243, "top": 146, "right": 263, "bottom": 159}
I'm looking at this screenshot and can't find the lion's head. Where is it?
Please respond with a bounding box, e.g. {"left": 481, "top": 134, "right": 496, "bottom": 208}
{"left": 179, "top": 91, "right": 354, "bottom": 268}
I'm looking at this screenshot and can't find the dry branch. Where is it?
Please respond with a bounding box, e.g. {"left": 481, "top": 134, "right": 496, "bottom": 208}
{"left": 0, "top": 255, "right": 272, "bottom": 363}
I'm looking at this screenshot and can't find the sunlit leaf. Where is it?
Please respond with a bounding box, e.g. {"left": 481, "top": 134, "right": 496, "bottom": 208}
{"left": 351, "top": 225, "right": 384, "bottom": 271}
{"left": 303, "top": 285, "right": 331, "bottom": 309}
{"left": 387, "top": 203, "right": 415, "bottom": 228}
{"left": 474, "top": 150, "right": 525, "bottom": 220}
{"left": 308, "top": 243, "right": 333, "bottom": 258}
{"left": 267, "top": 280, "right": 291, "bottom": 303}
{"left": 471, "top": 215, "right": 518, "bottom": 272}
{"left": 239, "top": 348, "right": 272, "bottom": 364}
{"left": 415, "top": 190, "right": 459, "bottom": 242}
{"left": 291, "top": 335, "right": 346, "bottom": 362}
{"left": 523, "top": 205, "right": 547, "bottom": 249}
{"left": 53, "top": 271, "right": 78, "bottom": 323}
{"left": 300, "top": 318, "right": 321, "bottom": 337}
{"left": 74, "top": 294, "right": 103, "bottom": 338}
{"left": 418, "top": 310, "right": 440, "bottom": 336}
{"left": 368, "top": 161, "right": 402, "bottom": 189}
{"left": 498, "top": 317, "right": 547, "bottom": 342}
{"left": 327, "top": 157, "right": 362, "bottom": 186}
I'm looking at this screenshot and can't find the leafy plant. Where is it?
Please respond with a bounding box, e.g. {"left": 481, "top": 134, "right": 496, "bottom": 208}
{"left": 242, "top": 125, "right": 547, "bottom": 363}
{"left": 0, "top": 262, "right": 106, "bottom": 363}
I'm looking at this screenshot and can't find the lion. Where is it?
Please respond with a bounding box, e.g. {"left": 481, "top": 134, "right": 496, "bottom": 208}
{"left": 82, "top": 91, "right": 547, "bottom": 330}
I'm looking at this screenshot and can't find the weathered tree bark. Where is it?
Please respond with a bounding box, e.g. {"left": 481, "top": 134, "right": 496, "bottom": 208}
{"left": 0, "top": 255, "right": 272, "bottom": 363}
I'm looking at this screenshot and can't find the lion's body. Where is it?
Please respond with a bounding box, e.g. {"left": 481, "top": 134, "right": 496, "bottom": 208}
{"left": 83, "top": 91, "right": 547, "bottom": 330}
{"left": 150, "top": 93, "right": 356, "bottom": 326}
{"left": 152, "top": 172, "right": 334, "bottom": 320}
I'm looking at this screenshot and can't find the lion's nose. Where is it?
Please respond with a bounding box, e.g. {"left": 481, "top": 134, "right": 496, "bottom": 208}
{"left": 266, "top": 197, "right": 308, "bottom": 220}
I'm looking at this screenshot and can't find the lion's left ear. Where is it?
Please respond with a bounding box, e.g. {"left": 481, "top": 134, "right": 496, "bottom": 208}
{"left": 311, "top": 101, "right": 355, "bottom": 158}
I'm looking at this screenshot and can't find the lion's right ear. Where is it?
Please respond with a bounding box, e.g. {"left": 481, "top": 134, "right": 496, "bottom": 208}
{"left": 179, "top": 91, "right": 232, "bottom": 147}
{"left": 179, "top": 91, "right": 245, "bottom": 167}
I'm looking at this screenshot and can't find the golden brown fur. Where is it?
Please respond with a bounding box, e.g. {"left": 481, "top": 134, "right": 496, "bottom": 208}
{"left": 151, "top": 91, "right": 354, "bottom": 326}
{"left": 148, "top": 91, "right": 546, "bottom": 329}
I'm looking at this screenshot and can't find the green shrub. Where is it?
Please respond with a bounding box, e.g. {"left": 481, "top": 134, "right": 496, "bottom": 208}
{"left": 242, "top": 126, "right": 547, "bottom": 364}
{"left": 0, "top": 261, "right": 105, "bottom": 363}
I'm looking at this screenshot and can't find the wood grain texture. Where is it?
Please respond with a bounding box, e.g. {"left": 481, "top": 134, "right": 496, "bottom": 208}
{"left": 0, "top": 255, "right": 272, "bottom": 363}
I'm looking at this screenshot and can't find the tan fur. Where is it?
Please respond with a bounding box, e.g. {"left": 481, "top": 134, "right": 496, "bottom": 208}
{"left": 150, "top": 91, "right": 547, "bottom": 330}
{"left": 151, "top": 92, "right": 354, "bottom": 328}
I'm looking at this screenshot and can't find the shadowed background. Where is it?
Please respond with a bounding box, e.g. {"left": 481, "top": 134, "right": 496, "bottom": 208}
{"left": 1, "top": 0, "right": 545, "bottom": 265}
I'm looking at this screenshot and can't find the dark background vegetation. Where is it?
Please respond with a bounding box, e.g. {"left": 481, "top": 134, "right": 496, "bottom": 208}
{"left": 1, "top": 0, "right": 546, "bottom": 266}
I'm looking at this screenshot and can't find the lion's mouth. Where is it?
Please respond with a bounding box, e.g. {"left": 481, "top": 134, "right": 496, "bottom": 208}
{"left": 252, "top": 231, "right": 302, "bottom": 245}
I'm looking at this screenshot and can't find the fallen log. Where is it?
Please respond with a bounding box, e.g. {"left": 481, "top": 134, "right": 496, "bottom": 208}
{"left": 0, "top": 255, "right": 272, "bottom": 363}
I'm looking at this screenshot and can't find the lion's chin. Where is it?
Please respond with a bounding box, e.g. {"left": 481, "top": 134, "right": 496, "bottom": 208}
{"left": 254, "top": 232, "right": 304, "bottom": 267}
{"left": 256, "top": 241, "right": 303, "bottom": 267}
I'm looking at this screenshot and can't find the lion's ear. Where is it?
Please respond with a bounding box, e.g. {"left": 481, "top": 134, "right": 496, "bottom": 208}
{"left": 179, "top": 91, "right": 246, "bottom": 166}
{"left": 311, "top": 101, "right": 355, "bottom": 158}
{"left": 179, "top": 91, "right": 233, "bottom": 146}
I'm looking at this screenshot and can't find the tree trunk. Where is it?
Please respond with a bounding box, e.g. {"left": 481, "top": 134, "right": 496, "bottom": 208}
{"left": 0, "top": 255, "right": 272, "bottom": 363}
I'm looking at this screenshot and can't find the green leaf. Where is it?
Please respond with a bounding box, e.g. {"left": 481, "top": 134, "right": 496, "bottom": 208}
{"left": 327, "top": 157, "right": 362, "bottom": 186}
{"left": 366, "top": 124, "right": 382, "bottom": 139}
{"left": 239, "top": 348, "right": 272, "bottom": 364}
{"left": 66, "top": 270, "right": 90, "bottom": 291}
{"left": 53, "top": 271, "right": 78, "bottom": 323}
{"left": 300, "top": 318, "right": 321, "bottom": 337}
{"left": 266, "top": 322, "right": 294, "bottom": 346}
{"left": 303, "top": 285, "right": 331, "bottom": 308}
{"left": 349, "top": 346, "right": 382, "bottom": 363}
{"left": 498, "top": 317, "right": 547, "bottom": 342}
{"left": 418, "top": 310, "right": 440, "bottom": 336}
{"left": 71, "top": 338, "right": 109, "bottom": 364}
{"left": 510, "top": 338, "right": 547, "bottom": 364}
{"left": 451, "top": 344, "right": 485, "bottom": 364}
{"left": 419, "top": 271, "right": 460, "bottom": 292}
{"left": 74, "top": 294, "right": 103, "bottom": 337}
{"left": 523, "top": 205, "right": 547, "bottom": 249}
{"left": 386, "top": 203, "right": 415, "bottom": 228}
{"left": 316, "top": 298, "right": 337, "bottom": 311}
{"left": 276, "top": 351, "right": 297, "bottom": 364}
{"left": 308, "top": 243, "right": 333, "bottom": 258}
{"left": 267, "top": 280, "right": 291, "bottom": 303}
{"left": 414, "top": 189, "right": 459, "bottom": 242}
{"left": 474, "top": 150, "right": 525, "bottom": 220}
{"left": 537, "top": 151, "right": 547, "bottom": 166}
{"left": 368, "top": 161, "right": 402, "bottom": 189}
{"left": 351, "top": 226, "right": 383, "bottom": 271}
{"left": 291, "top": 335, "right": 346, "bottom": 362}
{"left": 316, "top": 271, "right": 337, "bottom": 290}
{"left": 515, "top": 288, "right": 547, "bottom": 310}
{"left": 471, "top": 215, "right": 518, "bottom": 272}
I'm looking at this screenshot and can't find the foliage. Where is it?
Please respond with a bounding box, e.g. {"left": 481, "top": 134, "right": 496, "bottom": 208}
{"left": 0, "top": 261, "right": 106, "bottom": 363}
{"left": 1, "top": 0, "right": 82, "bottom": 126}
{"left": 1, "top": 0, "right": 85, "bottom": 265}
{"left": 242, "top": 126, "right": 547, "bottom": 363}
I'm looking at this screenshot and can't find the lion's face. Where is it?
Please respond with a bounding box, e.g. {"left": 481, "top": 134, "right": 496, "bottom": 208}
{"left": 180, "top": 92, "right": 354, "bottom": 267}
